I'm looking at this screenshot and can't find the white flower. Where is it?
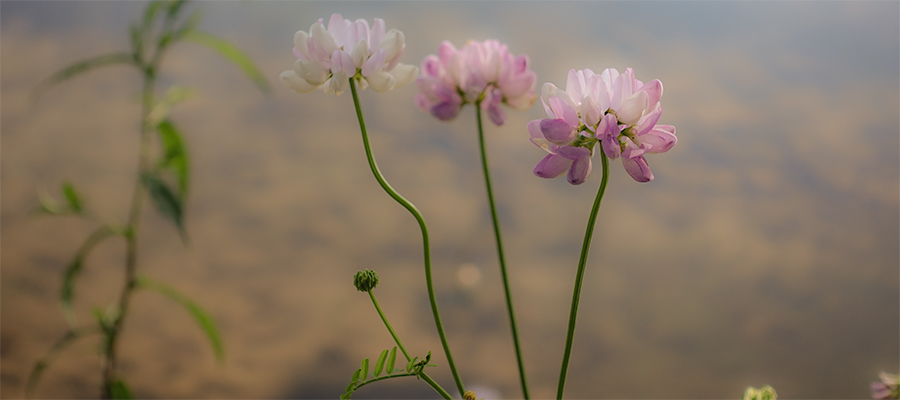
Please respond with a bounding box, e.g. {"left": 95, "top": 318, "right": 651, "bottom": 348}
{"left": 280, "top": 13, "right": 418, "bottom": 95}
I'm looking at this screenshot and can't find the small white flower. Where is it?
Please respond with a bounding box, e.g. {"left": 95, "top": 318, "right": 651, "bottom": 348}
{"left": 280, "top": 13, "right": 418, "bottom": 95}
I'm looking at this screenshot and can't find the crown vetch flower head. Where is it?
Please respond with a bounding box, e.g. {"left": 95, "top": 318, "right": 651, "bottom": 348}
{"left": 529, "top": 67, "right": 676, "bottom": 184}
{"left": 415, "top": 39, "right": 537, "bottom": 125}
{"left": 280, "top": 13, "right": 419, "bottom": 95}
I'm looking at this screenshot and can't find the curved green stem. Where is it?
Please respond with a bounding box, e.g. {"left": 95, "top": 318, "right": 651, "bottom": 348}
{"left": 474, "top": 106, "right": 530, "bottom": 399}
{"left": 349, "top": 78, "right": 465, "bottom": 397}
{"left": 367, "top": 290, "right": 453, "bottom": 400}
{"left": 556, "top": 151, "right": 610, "bottom": 400}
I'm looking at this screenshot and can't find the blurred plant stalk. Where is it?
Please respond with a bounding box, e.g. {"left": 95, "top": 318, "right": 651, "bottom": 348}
{"left": 27, "top": 1, "right": 268, "bottom": 398}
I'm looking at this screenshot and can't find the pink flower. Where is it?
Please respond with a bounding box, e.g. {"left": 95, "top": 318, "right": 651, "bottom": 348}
{"left": 280, "top": 13, "right": 418, "bottom": 95}
{"left": 415, "top": 39, "right": 537, "bottom": 125}
{"left": 872, "top": 372, "right": 900, "bottom": 399}
{"left": 529, "top": 68, "right": 676, "bottom": 184}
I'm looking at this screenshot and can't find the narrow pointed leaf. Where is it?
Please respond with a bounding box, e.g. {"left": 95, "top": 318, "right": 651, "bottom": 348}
{"left": 141, "top": 173, "right": 187, "bottom": 241}
{"left": 351, "top": 368, "right": 361, "bottom": 384}
{"left": 373, "top": 349, "right": 388, "bottom": 377}
{"left": 406, "top": 356, "right": 418, "bottom": 373}
{"left": 61, "top": 182, "right": 83, "bottom": 214}
{"left": 385, "top": 347, "right": 396, "bottom": 377}
{"left": 360, "top": 358, "right": 369, "bottom": 381}
{"left": 60, "top": 226, "right": 117, "bottom": 323}
{"left": 135, "top": 276, "right": 224, "bottom": 362}
{"left": 33, "top": 52, "right": 136, "bottom": 99}
{"left": 181, "top": 30, "right": 271, "bottom": 93}
{"left": 156, "top": 119, "right": 190, "bottom": 199}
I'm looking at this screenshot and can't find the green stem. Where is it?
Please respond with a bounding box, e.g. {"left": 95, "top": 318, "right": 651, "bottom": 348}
{"left": 556, "top": 151, "right": 610, "bottom": 400}
{"left": 101, "top": 69, "right": 156, "bottom": 399}
{"left": 474, "top": 105, "right": 530, "bottom": 399}
{"left": 367, "top": 290, "right": 453, "bottom": 400}
{"left": 368, "top": 290, "right": 411, "bottom": 362}
{"left": 348, "top": 78, "right": 465, "bottom": 397}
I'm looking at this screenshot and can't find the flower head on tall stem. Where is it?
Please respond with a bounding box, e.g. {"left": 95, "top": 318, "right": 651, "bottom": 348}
{"left": 529, "top": 68, "right": 677, "bottom": 184}
{"left": 280, "top": 13, "right": 418, "bottom": 95}
{"left": 415, "top": 39, "right": 537, "bottom": 125}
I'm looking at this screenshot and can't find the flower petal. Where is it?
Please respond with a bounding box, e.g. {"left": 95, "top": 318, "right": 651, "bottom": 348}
{"left": 389, "top": 63, "right": 419, "bottom": 88}
{"left": 540, "top": 118, "right": 576, "bottom": 144}
{"left": 622, "top": 155, "right": 654, "bottom": 182}
{"left": 567, "top": 155, "right": 592, "bottom": 185}
{"left": 641, "top": 125, "right": 677, "bottom": 154}
{"left": 533, "top": 154, "right": 571, "bottom": 179}
{"left": 431, "top": 101, "right": 461, "bottom": 120}
{"left": 295, "top": 59, "right": 330, "bottom": 85}
{"left": 294, "top": 30, "right": 311, "bottom": 59}
{"left": 617, "top": 90, "right": 649, "bottom": 126}
{"left": 351, "top": 39, "right": 369, "bottom": 69}
{"left": 311, "top": 21, "right": 338, "bottom": 55}
{"left": 366, "top": 70, "right": 396, "bottom": 93}
{"left": 488, "top": 103, "right": 506, "bottom": 126}
{"left": 280, "top": 70, "right": 319, "bottom": 93}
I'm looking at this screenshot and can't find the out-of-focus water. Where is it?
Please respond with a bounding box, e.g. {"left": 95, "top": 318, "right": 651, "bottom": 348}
{"left": 1, "top": 1, "right": 898, "bottom": 398}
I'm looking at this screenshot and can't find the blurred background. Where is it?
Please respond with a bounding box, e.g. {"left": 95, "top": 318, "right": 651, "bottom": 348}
{"left": 1, "top": 1, "right": 898, "bottom": 399}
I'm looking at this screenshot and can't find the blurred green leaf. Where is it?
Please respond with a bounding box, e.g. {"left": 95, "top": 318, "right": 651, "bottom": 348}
{"left": 181, "top": 30, "right": 271, "bottom": 94}
{"left": 373, "top": 349, "right": 388, "bottom": 378}
{"left": 108, "top": 378, "right": 134, "bottom": 399}
{"left": 136, "top": 276, "right": 224, "bottom": 362}
{"left": 142, "top": 173, "right": 187, "bottom": 241}
{"left": 350, "top": 368, "right": 361, "bottom": 384}
{"left": 26, "top": 328, "right": 98, "bottom": 398}
{"left": 156, "top": 119, "right": 190, "bottom": 199}
{"left": 33, "top": 52, "right": 136, "bottom": 100}
{"left": 385, "top": 347, "right": 396, "bottom": 377}
{"left": 61, "top": 182, "right": 83, "bottom": 214}
{"left": 60, "top": 226, "right": 117, "bottom": 325}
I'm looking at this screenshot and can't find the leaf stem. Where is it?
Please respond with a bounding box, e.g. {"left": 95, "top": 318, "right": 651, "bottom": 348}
{"left": 349, "top": 78, "right": 465, "bottom": 397}
{"left": 556, "top": 151, "right": 610, "bottom": 400}
{"left": 474, "top": 105, "right": 530, "bottom": 399}
{"left": 367, "top": 290, "right": 453, "bottom": 400}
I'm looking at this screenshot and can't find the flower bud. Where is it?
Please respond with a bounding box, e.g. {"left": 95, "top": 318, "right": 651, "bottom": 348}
{"left": 463, "top": 390, "right": 477, "bottom": 400}
{"left": 353, "top": 269, "right": 379, "bottom": 292}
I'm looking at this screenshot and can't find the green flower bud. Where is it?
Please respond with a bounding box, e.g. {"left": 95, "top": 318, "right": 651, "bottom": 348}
{"left": 353, "top": 269, "right": 379, "bottom": 292}
{"left": 463, "top": 390, "right": 477, "bottom": 400}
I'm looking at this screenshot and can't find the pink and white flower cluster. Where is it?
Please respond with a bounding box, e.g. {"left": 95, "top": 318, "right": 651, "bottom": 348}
{"left": 280, "top": 14, "right": 418, "bottom": 95}
{"left": 415, "top": 40, "right": 537, "bottom": 126}
{"left": 529, "top": 68, "right": 677, "bottom": 184}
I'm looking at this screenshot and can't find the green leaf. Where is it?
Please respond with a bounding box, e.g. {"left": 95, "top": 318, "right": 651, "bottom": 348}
{"left": 60, "top": 226, "right": 117, "bottom": 325}
{"left": 406, "top": 356, "right": 418, "bottom": 373}
{"left": 155, "top": 119, "right": 190, "bottom": 199}
{"left": 385, "top": 347, "right": 396, "bottom": 377}
{"left": 108, "top": 378, "right": 134, "bottom": 399}
{"left": 33, "top": 52, "right": 136, "bottom": 100}
{"left": 61, "top": 182, "right": 83, "bottom": 213}
{"left": 142, "top": 172, "right": 187, "bottom": 241}
{"left": 181, "top": 30, "right": 271, "bottom": 94}
{"left": 373, "top": 349, "right": 388, "bottom": 378}
{"left": 26, "top": 329, "right": 97, "bottom": 398}
{"left": 135, "top": 276, "right": 224, "bottom": 362}
{"left": 360, "top": 358, "right": 369, "bottom": 381}
{"left": 350, "top": 368, "right": 361, "bottom": 384}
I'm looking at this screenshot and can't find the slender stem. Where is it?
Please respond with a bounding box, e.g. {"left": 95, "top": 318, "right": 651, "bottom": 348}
{"left": 556, "top": 151, "right": 610, "bottom": 400}
{"left": 101, "top": 70, "right": 156, "bottom": 399}
{"left": 474, "top": 106, "right": 530, "bottom": 399}
{"left": 367, "top": 290, "right": 453, "bottom": 400}
{"left": 349, "top": 78, "right": 465, "bottom": 397}
{"left": 368, "top": 290, "right": 411, "bottom": 362}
